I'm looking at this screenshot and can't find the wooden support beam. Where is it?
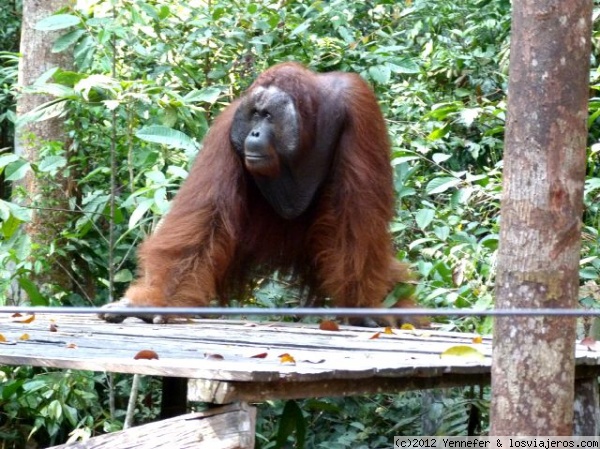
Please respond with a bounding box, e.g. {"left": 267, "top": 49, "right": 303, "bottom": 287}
{"left": 189, "top": 373, "right": 491, "bottom": 403}
{"left": 49, "top": 403, "right": 256, "bottom": 449}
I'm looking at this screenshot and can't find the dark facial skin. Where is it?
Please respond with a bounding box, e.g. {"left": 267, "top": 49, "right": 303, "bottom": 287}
{"left": 230, "top": 83, "right": 346, "bottom": 219}
{"left": 231, "top": 86, "right": 299, "bottom": 180}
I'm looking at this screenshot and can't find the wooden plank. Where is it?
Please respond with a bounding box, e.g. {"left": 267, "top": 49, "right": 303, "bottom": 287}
{"left": 189, "top": 373, "right": 492, "bottom": 403}
{"left": 0, "top": 314, "right": 495, "bottom": 383}
{"left": 48, "top": 403, "right": 255, "bottom": 449}
{"left": 1, "top": 313, "right": 600, "bottom": 402}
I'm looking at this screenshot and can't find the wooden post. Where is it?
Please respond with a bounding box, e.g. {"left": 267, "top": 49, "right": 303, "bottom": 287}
{"left": 574, "top": 378, "right": 600, "bottom": 435}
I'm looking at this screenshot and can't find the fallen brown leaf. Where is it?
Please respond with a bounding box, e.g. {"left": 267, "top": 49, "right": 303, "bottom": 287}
{"left": 134, "top": 349, "right": 159, "bottom": 360}
{"left": 319, "top": 320, "right": 340, "bottom": 331}
{"left": 11, "top": 314, "right": 35, "bottom": 324}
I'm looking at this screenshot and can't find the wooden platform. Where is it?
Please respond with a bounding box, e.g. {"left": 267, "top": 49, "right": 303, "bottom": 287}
{"left": 1, "top": 313, "right": 600, "bottom": 445}
{"left": 0, "top": 313, "right": 599, "bottom": 403}
{"left": 0, "top": 313, "right": 494, "bottom": 399}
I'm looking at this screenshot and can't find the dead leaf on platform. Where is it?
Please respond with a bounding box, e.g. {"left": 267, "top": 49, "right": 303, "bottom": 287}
{"left": 134, "top": 349, "right": 158, "bottom": 360}
{"left": 205, "top": 353, "right": 224, "bottom": 360}
{"left": 11, "top": 314, "right": 35, "bottom": 324}
{"left": 384, "top": 326, "right": 396, "bottom": 334}
{"left": 0, "top": 334, "right": 6, "bottom": 342}
{"left": 472, "top": 335, "right": 483, "bottom": 344}
{"left": 66, "top": 343, "right": 78, "bottom": 349}
{"left": 400, "top": 323, "right": 415, "bottom": 331}
{"left": 244, "top": 323, "right": 257, "bottom": 327}
{"left": 440, "top": 345, "right": 485, "bottom": 360}
{"left": 370, "top": 332, "right": 382, "bottom": 340}
{"left": 19, "top": 334, "right": 30, "bottom": 341}
{"left": 581, "top": 337, "right": 598, "bottom": 351}
{"left": 319, "top": 320, "right": 340, "bottom": 331}
{"left": 49, "top": 323, "right": 58, "bottom": 332}
{"left": 279, "top": 353, "right": 296, "bottom": 364}
{"left": 250, "top": 352, "right": 268, "bottom": 359}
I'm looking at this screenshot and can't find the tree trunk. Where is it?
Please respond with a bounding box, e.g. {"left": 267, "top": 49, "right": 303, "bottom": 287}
{"left": 15, "top": 0, "right": 73, "bottom": 295}
{"left": 491, "top": 0, "right": 592, "bottom": 435}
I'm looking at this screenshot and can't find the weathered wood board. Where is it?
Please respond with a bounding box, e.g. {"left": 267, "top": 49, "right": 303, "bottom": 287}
{"left": 0, "top": 312, "right": 598, "bottom": 402}
{"left": 48, "top": 402, "right": 256, "bottom": 449}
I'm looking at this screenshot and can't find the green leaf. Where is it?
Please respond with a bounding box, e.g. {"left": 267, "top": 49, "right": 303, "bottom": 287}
{"left": 426, "top": 124, "right": 450, "bottom": 141}
{"left": 17, "top": 99, "right": 68, "bottom": 126}
{"left": 433, "top": 226, "right": 450, "bottom": 241}
{"left": 426, "top": 177, "right": 461, "bottom": 195}
{"left": 184, "top": 87, "right": 223, "bottom": 104}
{"left": 138, "top": 2, "right": 160, "bottom": 20}
{"left": 4, "top": 200, "right": 31, "bottom": 222}
{"left": 167, "top": 165, "right": 188, "bottom": 180}
{"left": 35, "top": 14, "right": 81, "bottom": 31}
{"left": 580, "top": 267, "right": 598, "bottom": 280}
{"left": 17, "top": 277, "right": 48, "bottom": 306}
{"left": 451, "top": 187, "right": 474, "bottom": 207}
{"left": 460, "top": 108, "right": 480, "bottom": 127}
{"left": 415, "top": 209, "right": 435, "bottom": 230}
{"left": 129, "top": 198, "right": 154, "bottom": 230}
{"left": 392, "top": 156, "right": 419, "bottom": 166}
{"left": 5, "top": 160, "right": 30, "bottom": 181}
{"left": 275, "top": 400, "right": 306, "bottom": 449}
{"left": 440, "top": 345, "right": 485, "bottom": 360}
{"left": 390, "top": 58, "right": 421, "bottom": 74}
{"left": 62, "top": 403, "right": 78, "bottom": 427}
{"left": 0, "top": 154, "right": 19, "bottom": 169}
{"left": 52, "top": 29, "right": 86, "bottom": 53}
{"left": 368, "top": 65, "right": 391, "bottom": 84}
{"left": 136, "top": 126, "right": 197, "bottom": 152}
{"left": 432, "top": 153, "right": 451, "bottom": 164}
{"left": 290, "top": 20, "right": 311, "bottom": 37}
{"left": 2, "top": 215, "right": 23, "bottom": 238}
{"left": 38, "top": 156, "right": 67, "bottom": 173}
{"left": 1, "top": 379, "right": 24, "bottom": 401}
{"left": 146, "top": 170, "right": 166, "bottom": 184}
{"left": 47, "top": 400, "right": 62, "bottom": 421}
{"left": 114, "top": 269, "right": 133, "bottom": 283}
{"left": 585, "top": 178, "right": 600, "bottom": 194}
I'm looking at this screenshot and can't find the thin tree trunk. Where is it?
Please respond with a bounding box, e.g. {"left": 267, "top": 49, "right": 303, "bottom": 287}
{"left": 491, "top": 0, "right": 592, "bottom": 435}
{"left": 15, "top": 0, "right": 73, "bottom": 295}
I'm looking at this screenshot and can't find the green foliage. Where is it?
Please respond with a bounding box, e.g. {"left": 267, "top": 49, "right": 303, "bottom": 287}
{"left": 256, "top": 389, "right": 490, "bottom": 448}
{"left": 0, "top": 368, "right": 102, "bottom": 446}
{"left": 3, "top": 0, "right": 600, "bottom": 445}
{"left": 0, "top": 367, "right": 160, "bottom": 447}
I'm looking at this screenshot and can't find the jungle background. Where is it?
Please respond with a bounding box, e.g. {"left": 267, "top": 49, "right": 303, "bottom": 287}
{"left": 0, "top": 0, "right": 598, "bottom": 447}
